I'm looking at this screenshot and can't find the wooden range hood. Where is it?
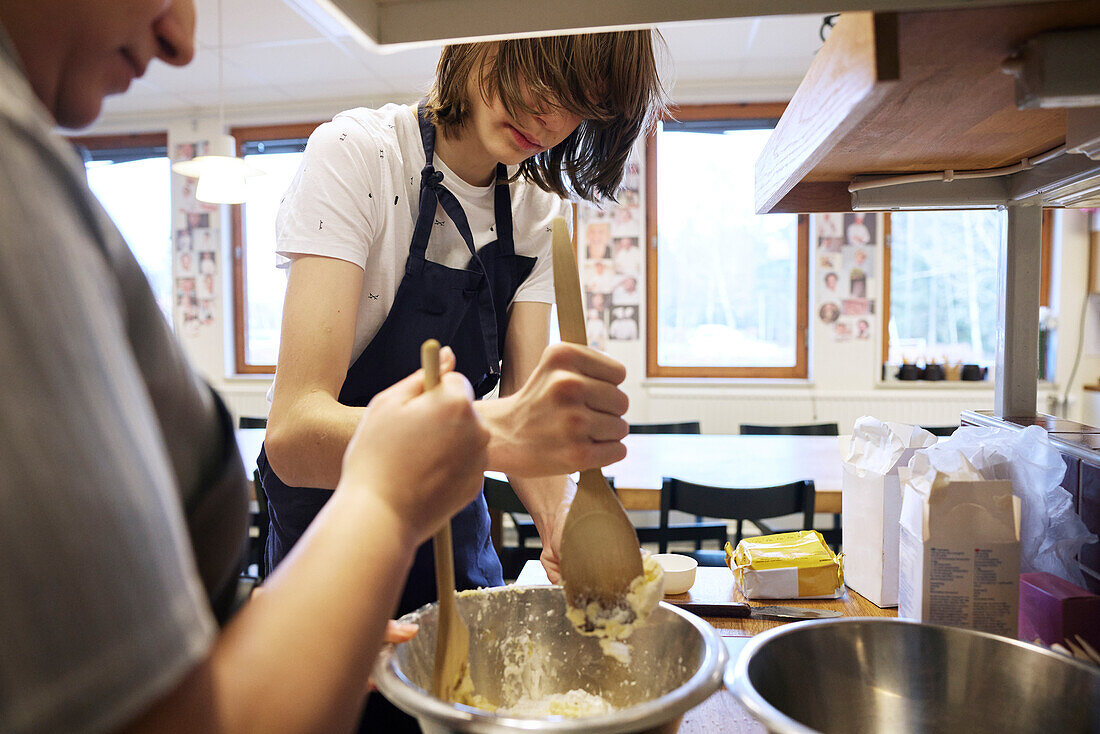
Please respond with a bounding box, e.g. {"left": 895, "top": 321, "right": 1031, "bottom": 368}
{"left": 755, "top": 1, "right": 1100, "bottom": 216}
{"left": 754, "top": 1, "right": 1100, "bottom": 421}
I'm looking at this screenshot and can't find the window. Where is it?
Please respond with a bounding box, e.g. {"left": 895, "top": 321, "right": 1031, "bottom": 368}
{"left": 230, "top": 123, "right": 320, "bottom": 373}
{"left": 73, "top": 133, "right": 173, "bottom": 321}
{"left": 646, "top": 104, "right": 808, "bottom": 378}
{"left": 882, "top": 209, "right": 1052, "bottom": 375}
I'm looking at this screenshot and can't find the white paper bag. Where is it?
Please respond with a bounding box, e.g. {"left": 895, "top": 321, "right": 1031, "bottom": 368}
{"left": 841, "top": 417, "right": 936, "bottom": 607}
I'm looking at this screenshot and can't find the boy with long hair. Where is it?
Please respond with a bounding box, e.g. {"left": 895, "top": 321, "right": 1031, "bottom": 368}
{"left": 259, "top": 31, "right": 666, "bottom": 730}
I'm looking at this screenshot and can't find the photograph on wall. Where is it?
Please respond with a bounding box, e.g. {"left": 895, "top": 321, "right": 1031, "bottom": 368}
{"left": 176, "top": 228, "right": 193, "bottom": 253}
{"left": 609, "top": 305, "right": 639, "bottom": 341}
{"left": 621, "top": 159, "right": 641, "bottom": 196}
{"left": 611, "top": 236, "right": 642, "bottom": 280}
{"left": 586, "top": 307, "right": 608, "bottom": 351}
{"left": 587, "top": 291, "right": 609, "bottom": 317}
{"left": 177, "top": 248, "right": 197, "bottom": 277}
{"left": 842, "top": 297, "right": 874, "bottom": 316}
{"left": 584, "top": 260, "right": 618, "bottom": 296}
{"left": 844, "top": 243, "right": 874, "bottom": 273}
{"left": 611, "top": 274, "right": 641, "bottom": 306}
{"left": 185, "top": 211, "right": 210, "bottom": 231}
{"left": 818, "top": 301, "right": 841, "bottom": 325}
{"left": 848, "top": 270, "right": 868, "bottom": 298}
{"left": 198, "top": 272, "right": 217, "bottom": 300}
{"left": 611, "top": 203, "right": 640, "bottom": 234}
{"left": 843, "top": 212, "right": 875, "bottom": 247}
{"left": 172, "top": 140, "right": 207, "bottom": 163}
{"left": 194, "top": 227, "right": 217, "bottom": 252}
{"left": 818, "top": 212, "right": 843, "bottom": 238}
{"left": 585, "top": 221, "right": 612, "bottom": 260}
{"left": 820, "top": 269, "right": 848, "bottom": 300}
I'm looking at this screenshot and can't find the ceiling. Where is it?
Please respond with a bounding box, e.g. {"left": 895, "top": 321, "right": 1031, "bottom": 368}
{"left": 96, "top": 0, "right": 827, "bottom": 130}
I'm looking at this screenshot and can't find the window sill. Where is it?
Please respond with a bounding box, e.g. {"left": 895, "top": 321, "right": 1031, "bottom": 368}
{"left": 875, "top": 380, "right": 994, "bottom": 389}
{"left": 875, "top": 380, "right": 1058, "bottom": 390}
{"left": 641, "top": 377, "right": 812, "bottom": 389}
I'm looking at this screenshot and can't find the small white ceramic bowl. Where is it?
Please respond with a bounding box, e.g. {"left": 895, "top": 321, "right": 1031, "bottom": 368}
{"left": 653, "top": 553, "right": 699, "bottom": 595}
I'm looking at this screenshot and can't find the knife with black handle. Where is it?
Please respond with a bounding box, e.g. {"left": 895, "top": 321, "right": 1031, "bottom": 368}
{"left": 669, "top": 600, "right": 842, "bottom": 621}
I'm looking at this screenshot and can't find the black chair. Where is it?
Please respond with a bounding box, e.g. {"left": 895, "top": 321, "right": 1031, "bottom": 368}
{"left": 921, "top": 425, "right": 958, "bottom": 437}
{"left": 659, "top": 477, "right": 816, "bottom": 567}
{"left": 739, "top": 422, "right": 840, "bottom": 548}
{"left": 483, "top": 477, "right": 543, "bottom": 579}
{"left": 629, "top": 421, "right": 701, "bottom": 435}
{"left": 244, "top": 468, "right": 269, "bottom": 580}
{"left": 629, "top": 421, "right": 711, "bottom": 545}
{"left": 739, "top": 422, "right": 839, "bottom": 436}
{"left": 238, "top": 416, "right": 268, "bottom": 429}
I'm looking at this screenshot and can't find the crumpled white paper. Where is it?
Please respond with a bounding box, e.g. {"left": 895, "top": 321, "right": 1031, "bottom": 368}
{"left": 843, "top": 416, "right": 938, "bottom": 476}
{"left": 908, "top": 425, "right": 1097, "bottom": 585}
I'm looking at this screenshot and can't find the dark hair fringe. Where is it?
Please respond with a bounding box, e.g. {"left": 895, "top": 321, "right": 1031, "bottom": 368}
{"left": 426, "top": 31, "right": 667, "bottom": 203}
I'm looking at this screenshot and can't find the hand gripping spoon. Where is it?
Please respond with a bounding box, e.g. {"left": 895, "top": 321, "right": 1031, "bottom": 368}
{"left": 551, "top": 217, "right": 644, "bottom": 628}
{"left": 424, "top": 339, "right": 469, "bottom": 702}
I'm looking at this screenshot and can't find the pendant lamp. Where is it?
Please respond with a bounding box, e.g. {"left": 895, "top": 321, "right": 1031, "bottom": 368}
{"left": 170, "top": 0, "right": 260, "bottom": 204}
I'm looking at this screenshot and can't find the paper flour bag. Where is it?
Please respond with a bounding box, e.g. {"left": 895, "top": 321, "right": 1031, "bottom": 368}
{"left": 841, "top": 417, "right": 936, "bottom": 607}
{"left": 899, "top": 449, "right": 1021, "bottom": 637}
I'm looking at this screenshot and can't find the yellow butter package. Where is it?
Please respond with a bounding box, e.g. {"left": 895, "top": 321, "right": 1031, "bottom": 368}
{"left": 725, "top": 530, "right": 844, "bottom": 599}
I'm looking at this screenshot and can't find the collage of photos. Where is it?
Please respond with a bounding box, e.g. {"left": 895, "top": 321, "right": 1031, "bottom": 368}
{"left": 172, "top": 141, "right": 219, "bottom": 337}
{"left": 578, "top": 158, "right": 644, "bottom": 350}
{"left": 816, "top": 212, "right": 879, "bottom": 342}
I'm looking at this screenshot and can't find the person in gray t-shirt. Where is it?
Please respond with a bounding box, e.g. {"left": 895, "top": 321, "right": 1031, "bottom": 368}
{"left": 0, "top": 2, "right": 490, "bottom": 733}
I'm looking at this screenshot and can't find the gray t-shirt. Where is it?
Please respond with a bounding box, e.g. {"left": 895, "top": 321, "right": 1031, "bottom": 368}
{"left": 0, "top": 26, "right": 247, "bottom": 734}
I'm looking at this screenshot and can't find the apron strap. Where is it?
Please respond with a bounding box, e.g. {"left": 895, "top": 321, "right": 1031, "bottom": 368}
{"left": 413, "top": 101, "right": 503, "bottom": 381}
{"left": 493, "top": 162, "right": 515, "bottom": 257}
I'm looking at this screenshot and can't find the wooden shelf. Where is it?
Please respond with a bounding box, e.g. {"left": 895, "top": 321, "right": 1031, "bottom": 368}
{"left": 756, "top": 1, "right": 1100, "bottom": 214}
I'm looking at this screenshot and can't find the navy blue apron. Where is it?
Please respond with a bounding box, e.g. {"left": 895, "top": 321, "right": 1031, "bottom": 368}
{"left": 257, "top": 99, "right": 535, "bottom": 618}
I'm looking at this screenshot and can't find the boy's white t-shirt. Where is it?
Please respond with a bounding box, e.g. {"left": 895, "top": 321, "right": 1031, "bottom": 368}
{"left": 275, "top": 103, "right": 567, "bottom": 368}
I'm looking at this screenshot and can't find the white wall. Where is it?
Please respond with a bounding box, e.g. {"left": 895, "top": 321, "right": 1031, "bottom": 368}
{"left": 114, "top": 100, "right": 1092, "bottom": 434}
{"left": 1052, "top": 209, "right": 1100, "bottom": 423}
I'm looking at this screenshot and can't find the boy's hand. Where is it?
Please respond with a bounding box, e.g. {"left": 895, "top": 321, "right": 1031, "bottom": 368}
{"left": 487, "top": 342, "right": 628, "bottom": 478}
{"left": 339, "top": 347, "right": 490, "bottom": 544}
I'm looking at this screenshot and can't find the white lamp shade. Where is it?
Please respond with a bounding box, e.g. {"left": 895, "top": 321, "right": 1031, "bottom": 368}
{"left": 171, "top": 134, "right": 261, "bottom": 204}
{"left": 195, "top": 159, "right": 249, "bottom": 204}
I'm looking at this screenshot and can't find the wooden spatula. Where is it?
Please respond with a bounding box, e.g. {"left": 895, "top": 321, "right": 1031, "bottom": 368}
{"left": 424, "top": 338, "right": 469, "bottom": 701}
{"left": 550, "top": 217, "right": 644, "bottom": 621}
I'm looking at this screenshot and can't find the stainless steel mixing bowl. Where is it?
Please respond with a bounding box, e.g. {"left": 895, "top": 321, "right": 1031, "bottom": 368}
{"left": 726, "top": 617, "right": 1100, "bottom": 733}
{"left": 374, "top": 585, "right": 727, "bottom": 733}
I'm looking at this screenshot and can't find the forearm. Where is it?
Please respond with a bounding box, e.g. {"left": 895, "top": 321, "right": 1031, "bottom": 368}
{"left": 124, "top": 487, "right": 416, "bottom": 734}
{"left": 507, "top": 473, "right": 570, "bottom": 538}
{"left": 265, "top": 392, "right": 364, "bottom": 489}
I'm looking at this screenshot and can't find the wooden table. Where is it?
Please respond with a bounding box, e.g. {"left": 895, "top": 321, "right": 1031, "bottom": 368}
{"left": 514, "top": 560, "right": 895, "bottom": 734}
{"left": 604, "top": 433, "right": 845, "bottom": 515}
{"left": 239, "top": 430, "right": 846, "bottom": 513}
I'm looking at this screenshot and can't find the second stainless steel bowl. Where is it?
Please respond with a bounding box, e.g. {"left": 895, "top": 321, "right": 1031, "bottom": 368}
{"left": 727, "top": 617, "right": 1100, "bottom": 734}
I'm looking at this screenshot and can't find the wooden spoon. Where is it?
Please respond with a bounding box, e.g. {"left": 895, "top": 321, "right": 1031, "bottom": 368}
{"left": 550, "top": 217, "right": 644, "bottom": 620}
{"left": 424, "top": 338, "right": 469, "bottom": 701}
